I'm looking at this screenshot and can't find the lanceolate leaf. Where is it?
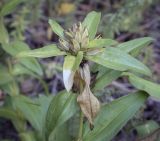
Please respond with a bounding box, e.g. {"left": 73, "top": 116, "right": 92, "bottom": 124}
{"left": 48, "top": 123, "right": 71, "bottom": 141}
{"left": 82, "top": 11, "right": 101, "bottom": 40}
{"left": 86, "top": 47, "right": 151, "bottom": 76}
{"left": 45, "top": 91, "right": 78, "bottom": 140}
{"left": 118, "top": 37, "right": 153, "bottom": 53}
{"left": 0, "top": 0, "right": 25, "bottom": 16}
{"left": 83, "top": 91, "right": 148, "bottom": 141}
{"left": 2, "top": 41, "right": 43, "bottom": 76}
{"left": 135, "top": 120, "right": 159, "bottom": 138}
{"left": 93, "top": 70, "right": 121, "bottom": 91}
{"left": 17, "top": 44, "right": 66, "bottom": 58}
{"left": 0, "top": 66, "right": 13, "bottom": 85}
{"left": 48, "top": 19, "right": 64, "bottom": 38}
{"left": 93, "top": 37, "right": 153, "bottom": 91}
{"left": 126, "top": 73, "right": 160, "bottom": 100}
{"left": 88, "top": 39, "right": 118, "bottom": 48}
{"left": 0, "top": 108, "right": 18, "bottom": 121}
{"left": 12, "top": 95, "right": 42, "bottom": 131}
{"left": 19, "top": 132, "right": 36, "bottom": 141}
{"left": 0, "top": 17, "right": 9, "bottom": 43}
{"left": 0, "top": 107, "right": 25, "bottom": 132}
{"left": 73, "top": 51, "right": 83, "bottom": 71}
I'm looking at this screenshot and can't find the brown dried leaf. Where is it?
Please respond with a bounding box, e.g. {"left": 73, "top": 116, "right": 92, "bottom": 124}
{"left": 77, "top": 85, "right": 100, "bottom": 125}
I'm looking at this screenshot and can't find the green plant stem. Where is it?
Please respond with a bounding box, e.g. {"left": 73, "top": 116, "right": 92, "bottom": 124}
{"left": 77, "top": 79, "right": 84, "bottom": 141}
{"left": 78, "top": 110, "right": 83, "bottom": 141}
{"left": 37, "top": 76, "right": 49, "bottom": 96}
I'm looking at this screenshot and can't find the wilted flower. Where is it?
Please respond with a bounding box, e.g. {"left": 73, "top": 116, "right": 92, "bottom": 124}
{"left": 77, "top": 63, "right": 100, "bottom": 125}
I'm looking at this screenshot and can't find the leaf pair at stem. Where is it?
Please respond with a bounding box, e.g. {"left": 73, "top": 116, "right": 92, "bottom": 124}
{"left": 16, "top": 11, "right": 155, "bottom": 127}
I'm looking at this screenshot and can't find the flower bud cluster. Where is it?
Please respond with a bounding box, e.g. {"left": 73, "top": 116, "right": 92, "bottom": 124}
{"left": 59, "top": 22, "right": 89, "bottom": 55}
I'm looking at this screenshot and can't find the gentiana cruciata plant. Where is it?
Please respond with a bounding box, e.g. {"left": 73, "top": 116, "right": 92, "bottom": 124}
{"left": 15, "top": 11, "right": 160, "bottom": 141}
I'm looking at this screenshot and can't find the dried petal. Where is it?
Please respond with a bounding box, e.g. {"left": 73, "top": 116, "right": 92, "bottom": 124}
{"left": 72, "top": 39, "right": 80, "bottom": 52}
{"left": 78, "top": 63, "right": 100, "bottom": 125}
{"left": 77, "top": 85, "right": 100, "bottom": 125}
{"left": 80, "top": 63, "right": 90, "bottom": 85}
{"left": 59, "top": 38, "right": 70, "bottom": 51}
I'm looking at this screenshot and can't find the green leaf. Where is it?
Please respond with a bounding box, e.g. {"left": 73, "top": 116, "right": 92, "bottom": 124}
{"left": 86, "top": 47, "right": 151, "bottom": 76}
{"left": 88, "top": 39, "right": 118, "bottom": 48}
{"left": 82, "top": 11, "right": 101, "bottom": 40}
{"left": 0, "top": 0, "right": 25, "bottom": 16}
{"left": 0, "top": 65, "right": 13, "bottom": 85}
{"left": 93, "top": 70, "right": 122, "bottom": 91}
{"left": 0, "top": 108, "right": 18, "bottom": 121}
{"left": 0, "top": 81, "right": 20, "bottom": 95}
{"left": 2, "top": 41, "right": 43, "bottom": 75}
{"left": 73, "top": 51, "right": 83, "bottom": 71}
{"left": 135, "top": 120, "right": 159, "bottom": 138}
{"left": 83, "top": 91, "right": 148, "bottom": 141}
{"left": 126, "top": 73, "right": 160, "bottom": 100}
{"left": 12, "top": 64, "right": 35, "bottom": 76}
{"left": 0, "top": 18, "right": 9, "bottom": 43}
{"left": 118, "top": 37, "right": 153, "bottom": 53}
{"left": 48, "top": 19, "right": 64, "bottom": 38}
{"left": 63, "top": 55, "right": 76, "bottom": 70}
{"left": 12, "top": 95, "right": 42, "bottom": 131}
{"left": 93, "top": 37, "right": 153, "bottom": 91}
{"left": 45, "top": 91, "right": 78, "bottom": 140}
{"left": 19, "top": 132, "right": 36, "bottom": 141}
{"left": 17, "top": 44, "right": 65, "bottom": 58}
{"left": 48, "top": 123, "right": 71, "bottom": 141}
{"left": 0, "top": 107, "right": 25, "bottom": 131}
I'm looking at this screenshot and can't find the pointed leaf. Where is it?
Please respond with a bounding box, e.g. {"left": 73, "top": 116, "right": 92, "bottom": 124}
{"left": 12, "top": 95, "right": 42, "bottom": 131}
{"left": 0, "top": 18, "right": 9, "bottom": 43}
{"left": 19, "top": 132, "right": 36, "bottom": 141}
{"left": 93, "top": 37, "right": 153, "bottom": 91}
{"left": 48, "top": 19, "right": 64, "bottom": 38}
{"left": 0, "top": 0, "right": 25, "bottom": 16}
{"left": 135, "top": 120, "right": 159, "bottom": 138}
{"left": 73, "top": 51, "right": 83, "bottom": 71}
{"left": 126, "top": 73, "right": 160, "bottom": 100}
{"left": 0, "top": 65, "right": 13, "bottom": 85}
{"left": 2, "top": 41, "right": 43, "bottom": 75}
{"left": 93, "top": 70, "right": 122, "bottom": 91}
{"left": 86, "top": 47, "right": 151, "bottom": 76}
{"left": 0, "top": 108, "right": 18, "bottom": 121}
{"left": 83, "top": 91, "right": 148, "bottom": 141}
{"left": 0, "top": 107, "right": 25, "bottom": 132}
{"left": 1, "top": 81, "right": 20, "bottom": 95}
{"left": 118, "top": 37, "right": 153, "bottom": 53}
{"left": 88, "top": 39, "right": 118, "bottom": 48}
{"left": 12, "top": 64, "right": 35, "bottom": 76}
{"left": 17, "top": 44, "right": 66, "bottom": 58}
{"left": 82, "top": 11, "right": 101, "bottom": 40}
{"left": 45, "top": 91, "right": 78, "bottom": 139}
{"left": 48, "top": 123, "right": 71, "bottom": 141}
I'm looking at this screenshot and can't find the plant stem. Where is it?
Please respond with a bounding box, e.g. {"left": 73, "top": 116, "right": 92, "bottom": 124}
{"left": 78, "top": 110, "right": 83, "bottom": 141}
{"left": 77, "top": 77, "right": 84, "bottom": 141}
